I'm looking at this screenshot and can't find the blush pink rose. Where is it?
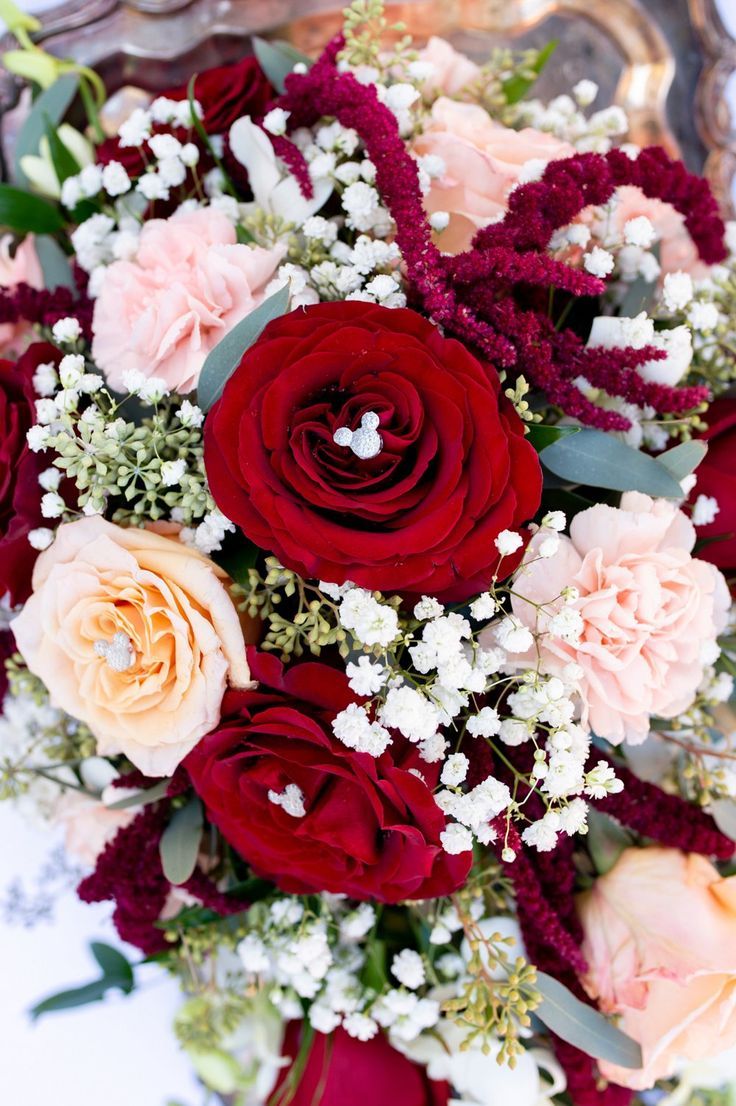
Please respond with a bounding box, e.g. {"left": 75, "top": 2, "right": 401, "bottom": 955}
{"left": 612, "top": 185, "right": 708, "bottom": 279}
{"left": 412, "top": 99, "right": 575, "bottom": 253}
{"left": 56, "top": 789, "right": 135, "bottom": 867}
{"left": 12, "top": 516, "right": 252, "bottom": 777}
{"left": 496, "top": 492, "right": 730, "bottom": 744}
{"left": 416, "top": 36, "right": 481, "bottom": 95}
{"left": 91, "top": 207, "right": 284, "bottom": 395}
{"left": 0, "top": 234, "right": 43, "bottom": 357}
{"left": 578, "top": 847, "right": 736, "bottom": 1090}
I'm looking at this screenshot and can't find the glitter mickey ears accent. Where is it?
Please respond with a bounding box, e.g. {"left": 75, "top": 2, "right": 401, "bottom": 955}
{"left": 94, "top": 631, "right": 135, "bottom": 672}
{"left": 333, "top": 411, "right": 383, "bottom": 460}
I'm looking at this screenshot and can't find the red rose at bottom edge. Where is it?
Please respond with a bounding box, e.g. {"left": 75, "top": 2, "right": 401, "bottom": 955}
{"left": 274, "top": 1024, "right": 450, "bottom": 1106}
{"left": 184, "top": 649, "right": 470, "bottom": 902}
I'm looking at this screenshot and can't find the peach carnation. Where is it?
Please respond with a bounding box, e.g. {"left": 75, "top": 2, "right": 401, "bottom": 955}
{"left": 0, "top": 234, "right": 43, "bottom": 357}
{"left": 578, "top": 847, "right": 736, "bottom": 1089}
{"left": 412, "top": 99, "right": 574, "bottom": 253}
{"left": 12, "top": 517, "right": 252, "bottom": 777}
{"left": 91, "top": 206, "right": 284, "bottom": 395}
{"left": 496, "top": 492, "right": 730, "bottom": 744}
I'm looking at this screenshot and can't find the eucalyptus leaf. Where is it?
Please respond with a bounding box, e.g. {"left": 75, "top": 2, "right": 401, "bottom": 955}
{"left": 252, "top": 37, "right": 312, "bottom": 94}
{"left": 197, "top": 284, "right": 290, "bottom": 412}
{"left": 536, "top": 972, "right": 643, "bottom": 1069}
{"left": 35, "top": 234, "right": 75, "bottom": 290}
{"left": 30, "top": 979, "right": 124, "bottom": 1019}
{"left": 657, "top": 439, "right": 708, "bottom": 481}
{"left": 106, "top": 777, "right": 171, "bottom": 810}
{"left": 13, "top": 73, "right": 79, "bottom": 188}
{"left": 90, "top": 942, "right": 134, "bottom": 986}
{"left": 540, "top": 428, "right": 683, "bottom": 498}
{"left": 526, "top": 423, "right": 580, "bottom": 453}
{"left": 586, "top": 808, "right": 634, "bottom": 876}
{"left": 710, "top": 799, "right": 736, "bottom": 843}
{"left": 0, "top": 184, "right": 64, "bottom": 234}
{"left": 30, "top": 941, "right": 135, "bottom": 1020}
{"left": 159, "top": 797, "right": 204, "bottom": 885}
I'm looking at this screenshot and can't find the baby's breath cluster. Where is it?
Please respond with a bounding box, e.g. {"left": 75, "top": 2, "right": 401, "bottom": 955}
{"left": 26, "top": 339, "right": 213, "bottom": 533}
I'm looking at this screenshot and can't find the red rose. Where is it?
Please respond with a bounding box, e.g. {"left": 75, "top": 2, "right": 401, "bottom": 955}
{"left": 693, "top": 398, "right": 736, "bottom": 573}
{"left": 204, "top": 302, "right": 542, "bottom": 600}
{"left": 274, "top": 1024, "right": 449, "bottom": 1106}
{"left": 0, "top": 343, "right": 55, "bottom": 605}
{"left": 185, "top": 649, "right": 471, "bottom": 902}
{"left": 166, "top": 55, "right": 274, "bottom": 135}
{"left": 97, "top": 56, "right": 272, "bottom": 180}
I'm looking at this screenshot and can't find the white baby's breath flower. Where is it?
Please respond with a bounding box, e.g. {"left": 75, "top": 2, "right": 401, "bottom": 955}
{"left": 495, "top": 529, "right": 523, "bottom": 557}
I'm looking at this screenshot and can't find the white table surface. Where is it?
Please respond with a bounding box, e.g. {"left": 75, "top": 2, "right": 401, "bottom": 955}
{"left": 0, "top": 804, "right": 204, "bottom": 1106}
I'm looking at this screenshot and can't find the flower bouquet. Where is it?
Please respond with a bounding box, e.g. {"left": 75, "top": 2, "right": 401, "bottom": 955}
{"left": 2, "top": 1, "right": 736, "bottom": 1103}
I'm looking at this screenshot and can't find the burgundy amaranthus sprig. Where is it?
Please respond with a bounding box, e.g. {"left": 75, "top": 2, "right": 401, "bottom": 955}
{"left": 274, "top": 40, "right": 725, "bottom": 429}
{"left": 0, "top": 278, "right": 93, "bottom": 341}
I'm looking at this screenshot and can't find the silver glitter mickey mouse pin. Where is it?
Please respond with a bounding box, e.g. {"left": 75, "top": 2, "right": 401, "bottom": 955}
{"left": 332, "top": 411, "right": 383, "bottom": 460}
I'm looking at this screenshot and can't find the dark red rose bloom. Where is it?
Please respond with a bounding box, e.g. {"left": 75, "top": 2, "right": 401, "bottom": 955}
{"left": 204, "top": 302, "right": 542, "bottom": 600}
{"left": 165, "top": 55, "right": 274, "bottom": 135}
{"left": 691, "top": 398, "right": 736, "bottom": 574}
{"left": 185, "top": 649, "right": 471, "bottom": 902}
{"left": 0, "top": 343, "right": 57, "bottom": 605}
{"left": 274, "top": 1024, "right": 450, "bottom": 1106}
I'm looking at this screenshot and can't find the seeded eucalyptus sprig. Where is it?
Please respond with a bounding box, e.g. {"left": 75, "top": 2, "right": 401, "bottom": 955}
{"left": 444, "top": 891, "right": 541, "bottom": 1066}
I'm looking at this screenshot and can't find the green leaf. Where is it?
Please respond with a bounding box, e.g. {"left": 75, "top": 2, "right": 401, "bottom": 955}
{"left": 30, "top": 941, "right": 135, "bottom": 1020}
{"left": 361, "top": 939, "right": 387, "bottom": 992}
{"left": 0, "top": 184, "right": 64, "bottom": 234}
{"left": 216, "top": 539, "right": 260, "bottom": 586}
{"left": 527, "top": 423, "right": 580, "bottom": 452}
{"left": 657, "top": 439, "right": 708, "bottom": 481}
{"left": 535, "top": 972, "right": 643, "bottom": 1069}
{"left": 30, "top": 979, "right": 122, "bottom": 1019}
{"left": 106, "top": 777, "right": 171, "bottom": 810}
{"left": 43, "top": 114, "right": 82, "bottom": 185}
{"left": 14, "top": 73, "right": 79, "bottom": 189}
{"left": 197, "top": 285, "right": 290, "bottom": 412}
{"left": 90, "top": 942, "right": 134, "bottom": 987}
{"left": 586, "top": 808, "right": 634, "bottom": 876}
{"left": 710, "top": 799, "right": 736, "bottom": 843}
{"left": 159, "top": 797, "right": 204, "bottom": 885}
{"left": 35, "top": 234, "right": 75, "bottom": 291}
{"left": 540, "top": 428, "right": 683, "bottom": 498}
{"left": 502, "top": 40, "right": 557, "bottom": 105}
{"left": 252, "top": 37, "right": 312, "bottom": 94}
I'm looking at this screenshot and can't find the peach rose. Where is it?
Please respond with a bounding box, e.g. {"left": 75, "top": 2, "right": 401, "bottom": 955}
{"left": 612, "top": 185, "right": 708, "bottom": 279}
{"left": 12, "top": 516, "right": 252, "bottom": 776}
{"left": 91, "top": 207, "right": 285, "bottom": 395}
{"left": 577, "top": 847, "right": 736, "bottom": 1090}
{"left": 416, "top": 36, "right": 481, "bottom": 96}
{"left": 497, "top": 492, "right": 730, "bottom": 743}
{"left": 412, "top": 99, "right": 574, "bottom": 253}
{"left": 0, "top": 234, "right": 43, "bottom": 357}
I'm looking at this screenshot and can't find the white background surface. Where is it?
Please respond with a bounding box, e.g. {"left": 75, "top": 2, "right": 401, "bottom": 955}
{"left": 0, "top": 804, "right": 204, "bottom": 1106}
{"left": 0, "top": 1, "right": 735, "bottom": 1104}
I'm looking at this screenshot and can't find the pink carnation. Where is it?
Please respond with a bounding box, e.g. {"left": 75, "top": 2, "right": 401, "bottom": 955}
{"left": 91, "top": 207, "right": 284, "bottom": 394}
{"left": 416, "top": 36, "right": 481, "bottom": 95}
{"left": 495, "top": 492, "right": 730, "bottom": 743}
{"left": 412, "top": 99, "right": 575, "bottom": 254}
{"left": 0, "top": 234, "right": 43, "bottom": 356}
{"left": 612, "top": 185, "right": 709, "bottom": 279}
